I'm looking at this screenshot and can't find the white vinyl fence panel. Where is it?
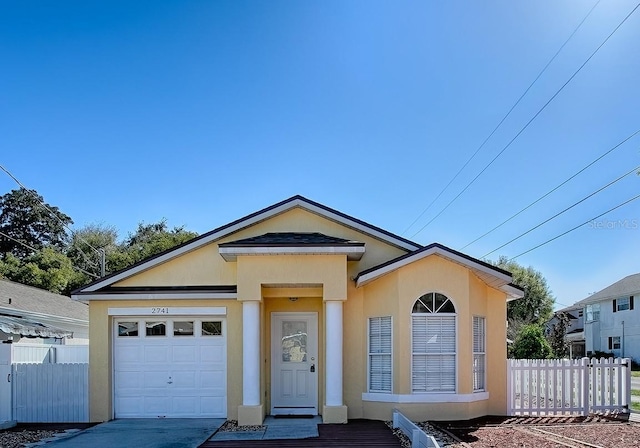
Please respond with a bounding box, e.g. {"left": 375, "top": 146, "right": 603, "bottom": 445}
{"left": 12, "top": 345, "right": 88, "bottom": 364}
{"left": 508, "top": 357, "right": 630, "bottom": 416}
{"left": 12, "top": 363, "right": 89, "bottom": 422}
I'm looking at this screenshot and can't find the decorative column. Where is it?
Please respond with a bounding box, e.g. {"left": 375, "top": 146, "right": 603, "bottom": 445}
{"left": 238, "top": 300, "right": 263, "bottom": 425}
{"left": 324, "top": 300, "right": 347, "bottom": 423}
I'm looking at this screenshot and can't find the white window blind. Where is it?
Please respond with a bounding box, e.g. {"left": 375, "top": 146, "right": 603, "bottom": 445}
{"left": 412, "top": 315, "right": 456, "bottom": 392}
{"left": 369, "top": 316, "right": 392, "bottom": 393}
{"left": 473, "top": 316, "right": 485, "bottom": 392}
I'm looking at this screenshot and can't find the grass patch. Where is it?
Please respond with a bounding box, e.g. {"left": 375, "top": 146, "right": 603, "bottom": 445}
{"left": 631, "top": 371, "right": 640, "bottom": 378}
{"left": 632, "top": 389, "right": 640, "bottom": 396}
{"left": 632, "top": 402, "right": 640, "bottom": 412}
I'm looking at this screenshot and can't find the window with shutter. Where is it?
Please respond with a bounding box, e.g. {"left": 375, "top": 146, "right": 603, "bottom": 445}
{"left": 368, "top": 316, "right": 392, "bottom": 393}
{"left": 615, "top": 297, "right": 630, "bottom": 311}
{"left": 412, "top": 293, "right": 456, "bottom": 393}
{"left": 473, "top": 316, "right": 486, "bottom": 392}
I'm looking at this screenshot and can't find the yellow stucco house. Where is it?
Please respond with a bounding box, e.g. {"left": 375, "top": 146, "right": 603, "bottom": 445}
{"left": 72, "top": 196, "right": 523, "bottom": 425}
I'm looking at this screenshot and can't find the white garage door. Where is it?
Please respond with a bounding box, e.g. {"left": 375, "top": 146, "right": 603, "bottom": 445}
{"left": 114, "top": 318, "right": 226, "bottom": 418}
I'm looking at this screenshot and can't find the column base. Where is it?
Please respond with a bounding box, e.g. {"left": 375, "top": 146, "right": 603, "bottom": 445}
{"left": 238, "top": 404, "right": 264, "bottom": 426}
{"left": 322, "top": 405, "right": 348, "bottom": 423}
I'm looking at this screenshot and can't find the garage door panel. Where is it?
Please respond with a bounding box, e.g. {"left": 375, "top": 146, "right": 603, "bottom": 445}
{"left": 114, "top": 317, "right": 227, "bottom": 418}
{"left": 201, "top": 370, "right": 225, "bottom": 388}
{"left": 117, "top": 345, "right": 143, "bottom": 364}
{"left": 172, "top": 371, "right": 196, "bottom": 388}
{"left": 144, "top": 346, "right": 169, "bottom": 363}
{"left": 201, "top": 396, "right": 226, "bottom": 415}
{"left": 116, "top": 372, "right": 142, "bottom": 390}
{"left": 201, "top": 345, "right": 224, "bottom": 362}
{"left": 172, "top": 345, "right": 197, "bottom": 362}
{"left": 144, "top": 396, "right": 170, "bottom": 415}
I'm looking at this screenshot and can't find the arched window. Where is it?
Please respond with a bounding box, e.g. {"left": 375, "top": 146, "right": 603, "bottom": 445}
{"left": 411, "top": 292, "right": 456, "bottom": 393}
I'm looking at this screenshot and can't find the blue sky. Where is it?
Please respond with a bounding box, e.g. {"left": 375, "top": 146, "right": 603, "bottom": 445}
{"left": 1, "top": 0, "right": 639, "bottom": 307}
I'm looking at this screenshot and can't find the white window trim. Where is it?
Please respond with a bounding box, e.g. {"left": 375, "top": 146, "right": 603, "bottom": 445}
{"left": 473, "top": 315, "right": 486, "bottom": 393}
{"left": 368, "top": 316, "right": 393, "bottom": 393}
{"left": 411, "top": 312, "right": 458, "bottom": 394}
{"left": 362, "top": 392, "right": 489, "bottom": 403}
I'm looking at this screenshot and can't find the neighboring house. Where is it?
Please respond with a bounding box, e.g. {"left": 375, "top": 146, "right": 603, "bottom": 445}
{"left": 0, "top": 278, "right": 89, "bottom": 345}
{"left": 72, "top": 195, "right": 523, "bottom": 425}
{"left": 546, "top": 304, "right": 585, "bottom": 358}
{"left": 575, "top": 273, "right": 639, "bottom": 362}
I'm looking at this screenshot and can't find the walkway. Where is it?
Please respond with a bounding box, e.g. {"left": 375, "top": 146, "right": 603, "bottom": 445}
{"left": 200, "top": 419, "right": 402, "bottom": 448}
{"left": 42, "top": 419, "right": 224, "bottom": 448}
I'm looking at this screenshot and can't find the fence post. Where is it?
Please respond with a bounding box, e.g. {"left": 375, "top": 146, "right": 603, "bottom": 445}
{"left": 0, "top": 343, "right": 12, "bottom": 423}
{"left": 506, "top": 359, "right": 513, "bottom": 415}
{"left": 623, "top": 358, "right": 631, "bottom": 409}
{"left": 581, "top": 357, "right": 590, "bottom": 416}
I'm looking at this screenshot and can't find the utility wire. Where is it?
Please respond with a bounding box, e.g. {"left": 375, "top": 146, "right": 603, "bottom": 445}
{"left": 410, "top": 1, "right": 640, "bottom": 239}
{"left": 0, "top": 230, "right": 99, "bottom": 279}
{"left": 462, "top": 128, "right": 640, "bottom": 250}
{"left": 483, "top": 165, "right": 639, "bottom": 257}
{"left": 402, "top": 0, "right": 602, "bottom": 235}
{"left": 0, "top": 163, "right": 100, "bottom": 269}
{"left": 508, "top": 193, "right": 640, "bottom": 261}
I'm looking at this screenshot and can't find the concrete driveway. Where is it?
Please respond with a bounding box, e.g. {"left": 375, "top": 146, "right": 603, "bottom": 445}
{"left": 44, "top": 419, "right": 225, "bottom": 448}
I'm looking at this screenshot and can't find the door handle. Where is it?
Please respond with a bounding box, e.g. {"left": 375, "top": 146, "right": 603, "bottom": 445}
{"left": 310, "top": 364, "right": 315, "bottom": 373}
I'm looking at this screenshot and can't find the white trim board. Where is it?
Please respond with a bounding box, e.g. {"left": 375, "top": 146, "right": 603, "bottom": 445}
{"left": 362, "top": 392, "right": 489, "bottom": 403}
{"left": 108, "top": 307, "right": 227, "bottom": 316}
{"left": 72, "top": 292, "right": 237, "bottom": 301}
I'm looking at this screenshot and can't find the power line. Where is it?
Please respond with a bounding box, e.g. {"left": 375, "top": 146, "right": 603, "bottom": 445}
{"left": 0, "top": 163, "right": 101, "bottom": 270}
{"left": 483, "top": 165, "right": 639, "bottom": 257}
{"left": 0, "top": 230, "right": 99, "bottom": 279}
{"left": 402, "top": 0, "right": 602, "bottom": 235}
{"left": 462, "top": 128, "right": 640, "bottom": 250}
{"left": 508, "top": 193, "right": 640, "bottom": 261}
{"left": 410, "top": 1, "right": 640, "bottom": 238}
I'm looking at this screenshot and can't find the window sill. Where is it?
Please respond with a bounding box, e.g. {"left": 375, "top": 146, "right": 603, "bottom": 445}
{"left": 362, "top": 392, "right": 489, "bottom": 403}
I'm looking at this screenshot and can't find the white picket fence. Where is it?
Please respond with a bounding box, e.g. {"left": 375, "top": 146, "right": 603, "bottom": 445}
{"left": 12, "top": 363, "right": 89, "bottom": 422}
{"left": 392, "top": 410, "right": 440, "bottom": 448}
{"left": 507, "top": 357, "right": 631, "bottom": 416}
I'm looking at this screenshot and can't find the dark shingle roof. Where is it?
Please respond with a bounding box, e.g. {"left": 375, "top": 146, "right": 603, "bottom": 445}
{"left": 219, "top": 232, "right": 364, "bottom": 247}
{"left": 0, "top": 279, "right": 88, "bottom": 321}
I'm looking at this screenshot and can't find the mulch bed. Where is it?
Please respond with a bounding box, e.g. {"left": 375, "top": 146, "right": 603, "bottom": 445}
{"left": 429, "top": 414, "right": 640, "bottom": 447}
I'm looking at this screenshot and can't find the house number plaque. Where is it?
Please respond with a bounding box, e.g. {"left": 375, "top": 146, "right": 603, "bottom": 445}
{"left": 151, "top": 307, "right": 169, "bottom": 314}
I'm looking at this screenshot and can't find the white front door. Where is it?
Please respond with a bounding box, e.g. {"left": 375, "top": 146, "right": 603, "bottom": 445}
{"left": 271, "top": 312, "right": 318, "bottom": 415}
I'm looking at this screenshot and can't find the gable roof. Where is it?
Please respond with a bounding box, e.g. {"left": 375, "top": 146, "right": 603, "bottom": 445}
{"left": 74, "top": 195, "right": 422, "bottom": 293}
{"left": 575, "top": 272, "right": 640, "bottom": 305}
{"left": 0, "top": 278, "right": 88, "bottom": 322}
{"left": 355, "top": 242, "right": 524, "bottom": 299}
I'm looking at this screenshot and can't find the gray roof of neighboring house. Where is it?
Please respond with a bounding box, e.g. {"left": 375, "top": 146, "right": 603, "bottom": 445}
{"left": 0, "top": 278, "right": 88, "bottom": 322}
{"left": 575, "top": 273, "right": 640, "bottom": 305}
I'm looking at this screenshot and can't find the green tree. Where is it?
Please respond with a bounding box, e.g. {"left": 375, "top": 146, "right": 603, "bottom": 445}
{"left": 66, "top": 223, "right": 119, "bottom": 277}
{"left": 0, "top": 248, "right": 83, "bottom": 295}
{"left": 511, "top": 324, "right": 553, "bottom": 359}
{"left": 547, "top": 312, "right": 570, "bottom": 358}
{"left": 0, "top": 188, "right": 73, "bottom": 258}
{"left": 494, "top": 256, "right": 555, "bottom": 338}
{"left": 109, "top": 219, "right": 198, "bottom": 272}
